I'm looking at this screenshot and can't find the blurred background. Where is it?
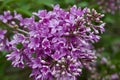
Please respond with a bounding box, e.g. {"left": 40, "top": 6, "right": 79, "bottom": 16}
{"left": 0, "top": 0, "right": 120, "bottom": 80}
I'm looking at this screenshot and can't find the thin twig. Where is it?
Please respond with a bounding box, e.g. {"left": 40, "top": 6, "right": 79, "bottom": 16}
{"left": 0, "top": 21, "right": 28, "bottom": 34}
{"left": 5, "top": 23, "right": 28, "bottom": 34}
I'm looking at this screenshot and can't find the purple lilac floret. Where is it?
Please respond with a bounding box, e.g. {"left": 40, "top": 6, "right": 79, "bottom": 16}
{"left": 0, "top": 29, "right": 7, "bottom": 51}
{"left": 97, "top": 0, "right": 120, "bottom": 14}
{"left": 0, "top": 5, "right": 105, "bottom": 80}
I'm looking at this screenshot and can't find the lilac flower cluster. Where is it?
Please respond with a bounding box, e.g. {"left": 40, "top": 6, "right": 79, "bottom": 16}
{"left": 0, "top": 5, "right": 105, "bottom": 80}
{"left": 97, "top": 0, "right": 120, "bottom": 14}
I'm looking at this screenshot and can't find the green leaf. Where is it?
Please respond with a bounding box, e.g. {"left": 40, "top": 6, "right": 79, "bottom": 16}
{"left": 37, "top": 0, "right": 54, "bottom": 7}
{"left": 78, "top": 2, "right": 88, "bottom": 7}
{"left": 65, "top": 0, "right": 75, "bottom": 4}
{"left": 0, "top": 0, "right": 16, "bottom": 10}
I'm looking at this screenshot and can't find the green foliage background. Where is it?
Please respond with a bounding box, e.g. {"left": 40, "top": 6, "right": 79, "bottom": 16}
{"left": 0, "top": 0, "right": 120, "bottom": 80}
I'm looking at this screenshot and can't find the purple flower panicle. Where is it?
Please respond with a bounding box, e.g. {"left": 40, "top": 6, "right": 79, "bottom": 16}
{"left": 0, "top": 5, "right": 105, "bottom": 80}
